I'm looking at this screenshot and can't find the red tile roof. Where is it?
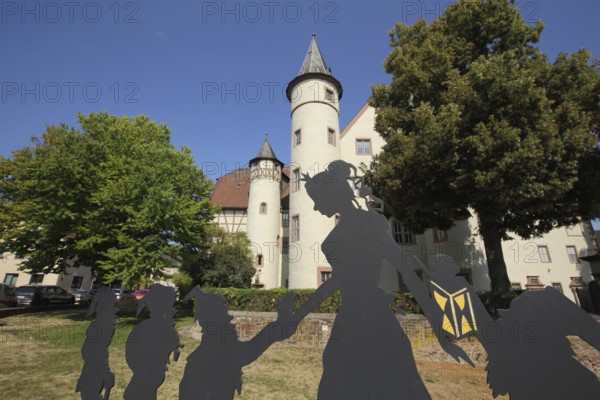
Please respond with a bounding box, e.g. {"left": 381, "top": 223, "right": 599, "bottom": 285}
{"left": 210, "top": 168, "right": 289, "bottom": 210}
{"left": 211, "top": 168, "right": 251, "bottom": 209}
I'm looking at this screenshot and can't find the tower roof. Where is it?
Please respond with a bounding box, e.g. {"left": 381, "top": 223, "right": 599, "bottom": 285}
{"left": 286, "top": 34, "right": 343, "bottom": 101}
{"left": 298, "top": 33, "right": 331, "bottom": 75}
{"left": 249, "top": 136, "right": 283, "bottom": 167}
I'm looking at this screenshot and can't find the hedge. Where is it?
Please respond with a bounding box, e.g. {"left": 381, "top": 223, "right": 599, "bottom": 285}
{"left": 192, "top": 287, "right": 421, "bottom": 314}
{"left": 181, "top": 287, "right": 520, "bottom": 315}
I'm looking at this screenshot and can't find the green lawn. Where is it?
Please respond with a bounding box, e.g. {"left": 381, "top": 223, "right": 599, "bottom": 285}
{"left": 0, "top": 310, "right": 507, "bottom": 399}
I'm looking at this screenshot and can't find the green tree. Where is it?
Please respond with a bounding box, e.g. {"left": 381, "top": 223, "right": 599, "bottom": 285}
{"left": 369, "top": 0, "right": 600, "bottom": 293}
{"left": 181, "top": 227, "right": 256, "bottom": 288}
{"left": 0, "top": 112, "right": 216, "bottom": 288}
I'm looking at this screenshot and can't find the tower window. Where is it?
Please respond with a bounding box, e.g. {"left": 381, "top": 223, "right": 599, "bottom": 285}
{"left": 294, "top": 129, "right": 301, "bottom": 146}
{"left": 293, "top": 168, "right": 301, "bottom": 192}
{"left": 259, "top": 202, "right": 267, "bottom": 215}
{"left": 292, "top": 215, "right": 300, "bottom": 241}
{"left": 327, "top": 128, "right": 336, "bottom": 146}
{"left": 257, "top": 254, "right": 263, "bottom": 266}
{"left": 356, "top": 139, "right": 371, "bottom": 155}
{"left": 325, "top": 88, "right": 334, "bottom": 101}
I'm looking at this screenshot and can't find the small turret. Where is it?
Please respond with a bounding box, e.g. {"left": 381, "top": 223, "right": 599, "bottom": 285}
{"left": 246, "top": 135, "right": 283, "bottom": 289}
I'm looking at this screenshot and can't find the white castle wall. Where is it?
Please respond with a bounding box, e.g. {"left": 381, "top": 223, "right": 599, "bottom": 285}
{"left": 338, "top": 104, "right": 597, "bottom": 302}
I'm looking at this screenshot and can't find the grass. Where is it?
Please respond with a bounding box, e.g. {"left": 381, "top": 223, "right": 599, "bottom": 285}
{"left": 0, "top": 310, "right": 508, "bottom": 399}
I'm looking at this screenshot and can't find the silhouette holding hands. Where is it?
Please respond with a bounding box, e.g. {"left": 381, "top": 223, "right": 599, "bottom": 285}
{"left": 421, "top": 254, "right": 600, "bottom": 399}
{"left": 179, "top": 287, "right": 296, "bottom": 400}
{"left": 76, "top": 286, "right": 117, "bottom": 400}
{"left": 123, "top": 283, "right": 183, "bottom": 400}
{"left": 289, "top": 160, "right": 471, "bottom": 400}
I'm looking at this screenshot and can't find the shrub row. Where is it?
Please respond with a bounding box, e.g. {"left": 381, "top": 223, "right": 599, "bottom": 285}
{"left": 194, "top": 287, "right": 421, "bottom": 314}
{"left": 182, "top": 287, "right": 520, "bottom": 315}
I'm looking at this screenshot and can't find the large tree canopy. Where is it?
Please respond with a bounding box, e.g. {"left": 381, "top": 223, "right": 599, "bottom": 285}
{"left": 369, "top": 0, "right": 600, "bottom": 293}
{"left": 0, "top": 112, "right": 216, "bottom": 288}
{"left": 180, "top": 226, "right": 256, "bottom": 289}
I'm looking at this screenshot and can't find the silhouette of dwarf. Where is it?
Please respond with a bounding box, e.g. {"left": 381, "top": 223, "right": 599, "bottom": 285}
{"left": 76, "top": 286, "right": 117, "bottom": 400}
{"left": 179, "top": 287, "right": 296, "bottom": 400}
{"left": 123, "top": 283, "right": 183, "bottom": 400}
{"left": 422, "top": 254, "right": 600, "bottom": 399}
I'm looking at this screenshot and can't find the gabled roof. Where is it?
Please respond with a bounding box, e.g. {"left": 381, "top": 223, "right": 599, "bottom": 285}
{"left": 340, "top": 102, "right": 370, "bottom": 139}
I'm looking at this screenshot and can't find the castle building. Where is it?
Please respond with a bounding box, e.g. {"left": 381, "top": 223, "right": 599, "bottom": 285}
{"left": 210, "top": 35, "right": 600, "bottom": 304}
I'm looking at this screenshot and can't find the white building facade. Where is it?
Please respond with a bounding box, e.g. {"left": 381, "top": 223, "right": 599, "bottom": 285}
{"left": 210, "top": 35, "right": 600, "bottom": 304}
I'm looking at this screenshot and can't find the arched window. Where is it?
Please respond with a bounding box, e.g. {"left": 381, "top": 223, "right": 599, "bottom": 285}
{"left": 260, "top": 202, "right": 267, "bottom": 214}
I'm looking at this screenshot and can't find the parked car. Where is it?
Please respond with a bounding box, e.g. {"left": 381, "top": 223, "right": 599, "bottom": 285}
{"left": 133, "top": 288, "right": 149, "bottom": 300}
{"left": 14, "top": 285, "right": 75, "bottom": 306}
{"left": 112, "top": 288, "right": 134, "bottom": 301}
{"left": 0, "top": 283, "right": 17, "bottom": 308}
{"left": 72, "top": 289, "right": 94, "bottom": 305}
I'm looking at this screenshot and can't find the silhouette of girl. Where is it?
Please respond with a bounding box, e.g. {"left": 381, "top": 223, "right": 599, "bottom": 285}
{"left": 292, "top": 160, "right": 471, "bottom": 400}
{"left": 179, "top": 287, "right": 295, "bottom": 400}
{"left": 123, "top": 283, "right": 183, "bottom": 400}
{"left": 76, "top": 286, "right": 117, "bottom": 400}
{"left": 422, "top": 254, "right": 600, "bottom": 399}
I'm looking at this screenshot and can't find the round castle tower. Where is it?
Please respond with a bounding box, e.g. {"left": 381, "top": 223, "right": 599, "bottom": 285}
{"left": 286, "top": 34, "right": 343, "bottom": 288}
{"left": 246, "top": 136, "right": 283, "bottom": 289}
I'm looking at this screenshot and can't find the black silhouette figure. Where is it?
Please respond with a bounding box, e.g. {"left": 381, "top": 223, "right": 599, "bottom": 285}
{"left": 179, "top": 287, "right": 295, "bottom": 400}
{"left": 76, "top": 286, "right": 117, "bottom": 400}
{"left": 290, "top": 160, "right": 472, "bottom": 400}
{"left": 123, "top": 283, "right": 183, "bottom": 400}
{"left": 421, "top": 254, "right": 600, "bottom": 399}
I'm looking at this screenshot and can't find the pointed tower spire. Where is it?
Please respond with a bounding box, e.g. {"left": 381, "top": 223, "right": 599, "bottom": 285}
{"left": 286, "top": 34, "right": 343, "bottom": 101}
{"left": 298, "top": 33, "right": 331, "bottom": 75}
{"left": 249, "top": 136, "right": 283, "bottom": 167}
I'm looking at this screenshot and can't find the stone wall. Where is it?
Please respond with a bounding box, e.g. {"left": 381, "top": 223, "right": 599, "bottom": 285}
{"left": 180, "top": 311, "right": 600, "bottom": 376}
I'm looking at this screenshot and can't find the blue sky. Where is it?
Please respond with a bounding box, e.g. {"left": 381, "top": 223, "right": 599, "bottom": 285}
{"left": 1, "top": 1, "right": 599, "bottom": 227}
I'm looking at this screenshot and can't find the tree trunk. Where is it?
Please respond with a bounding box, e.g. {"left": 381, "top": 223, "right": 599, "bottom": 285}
{"left": 478, "top": 214, "right": 511, "bottom": 294}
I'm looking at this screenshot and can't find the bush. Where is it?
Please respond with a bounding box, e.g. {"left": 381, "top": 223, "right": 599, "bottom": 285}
{"left": 171, "top": 271, "right": 194, "bottom": 299}
{"left": 180, "top": 287, "right": 527, "bottom": 317}
{"left": 197, "top": 287, "right": 420, "bottom": 314}
{"left": 478, "top": 290, "right": 523, "bottom": 316}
